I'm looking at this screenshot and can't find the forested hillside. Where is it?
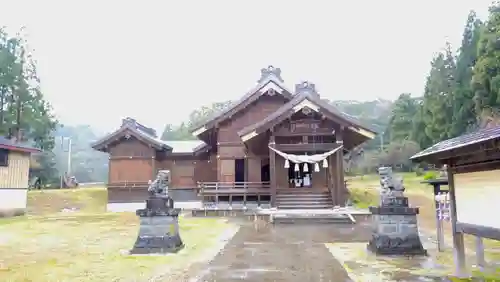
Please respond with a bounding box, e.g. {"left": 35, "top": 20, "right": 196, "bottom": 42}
{"left": 53, "top": 125, "right": 108, "bottom": 183}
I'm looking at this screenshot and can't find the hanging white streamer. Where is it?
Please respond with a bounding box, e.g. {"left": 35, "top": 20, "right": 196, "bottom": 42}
{"left": 268, "top": 145, "right": 343, "bottom": 164}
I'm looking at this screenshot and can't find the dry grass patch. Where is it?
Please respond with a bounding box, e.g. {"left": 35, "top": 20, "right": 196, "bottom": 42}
{"left": 27, "top": 187, "right": 107, "bottom": 215}
{"left": 0, "top": 213, "right": 232, "bottom": 282}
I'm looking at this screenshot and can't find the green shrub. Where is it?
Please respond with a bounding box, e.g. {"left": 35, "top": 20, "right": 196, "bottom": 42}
{"left": 414, "top": 167, "right": 424, "bottom": 176}
{"left": 423, "top": 171, "right": 438, "bottom": 180}
{"left": 349, "top": 188, "right": 378, "bottom": 209}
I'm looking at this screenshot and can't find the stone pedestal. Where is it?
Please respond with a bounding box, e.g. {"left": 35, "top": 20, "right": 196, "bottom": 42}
{"left": 367, "top": 196, "right": 427, "bottom": 256}
{"left": 129, "top": 197, "right": 184, "bottom": 254}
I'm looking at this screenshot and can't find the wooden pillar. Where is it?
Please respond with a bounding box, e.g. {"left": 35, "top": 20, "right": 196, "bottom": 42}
{"left": 151, "top": 155, "right": 156, "bottom": 179}
{"left": 336, "top": 126, "right": 345, "bottom": 206}
{"left": 447, "top": 164, "right": 467, "bottom": 278}
{"left": 327, "top": 153, "right": 336, "bottom": 205}
{"left": 475, "top": 236, "right": 486, "bottom": 271}
{"left": 269, "top": 135, "right": 277, "bottom": 207}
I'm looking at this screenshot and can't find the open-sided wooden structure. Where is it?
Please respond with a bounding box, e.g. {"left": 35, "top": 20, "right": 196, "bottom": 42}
{"left": 411, "top": 126, "right": 500, "bottom": 277}
{"left": 93, "top": 66, "right": 376, "bottom": 211}
{"left": 0, "top": 137, "right": 41, "bottom": 216}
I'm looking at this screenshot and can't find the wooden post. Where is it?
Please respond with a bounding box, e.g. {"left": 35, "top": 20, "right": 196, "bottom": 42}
{"left": 151, "top": 155, "right": 156, "bottom": 179}
{"left": 269, "top": 135, "right": 277, "bottom": 208}
{"left": 475, "top": 236, "right": 486, "bottom": 271}
{"left": 434, "top": 186, "right": 446, "bottom": 252}
{"left": 215, "top": 182, "right": 219, "bottom": 207}
{"left": 328, "top": 153, "right": 336, "bottom": 205}
{"left": 243, "top": 182, "right": 247, "bottom": 208}
{"left": 335, "top": 126, "right": 344, "bottom": 206}
{"left": 447, "top": 165, "right": 467, "bottom": 278}
{"left": 326, "top": 153, "right": 331, "bottom": 193}
{"left": 437, "top": 217, "right": 445, "bottom": 252}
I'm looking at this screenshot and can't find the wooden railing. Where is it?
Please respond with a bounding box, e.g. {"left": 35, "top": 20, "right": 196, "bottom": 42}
{"left": 107, "top": 181, "right": 149, "bottom": 189}
{"left": 197, "top": 181, "right": 271, "bottom": 206}
{"left": 198, "top": 181, "right": 271, "bottom": 194}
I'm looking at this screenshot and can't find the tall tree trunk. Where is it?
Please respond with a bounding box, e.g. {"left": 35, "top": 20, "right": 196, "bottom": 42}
{"left": 0, "top": 86, "right": 5, "bottom": 131}
{"left": 15, "top": 93, "right": 21, "bottom": 141}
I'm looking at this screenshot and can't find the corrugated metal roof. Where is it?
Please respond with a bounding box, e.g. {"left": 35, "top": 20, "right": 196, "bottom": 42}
{"left": 163, "top": 140, "right": 206, "bottom": 153}
{"left": 0, "top": 136, "right": 41, "bottom": 153}
{"left": 410, "top": 126, "right": 500, "bottom": 160}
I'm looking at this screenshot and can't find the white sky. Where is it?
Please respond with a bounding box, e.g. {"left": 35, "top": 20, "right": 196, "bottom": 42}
{"left": 1, "top": 0, "right": 493, "bottom": 134}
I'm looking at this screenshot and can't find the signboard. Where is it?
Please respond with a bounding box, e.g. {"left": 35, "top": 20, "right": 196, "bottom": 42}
{"left": 454, "top": 169, "right": 500, "bottom": 229}
{"left": 435, "top": 192, "right": 450, "bottom": 222}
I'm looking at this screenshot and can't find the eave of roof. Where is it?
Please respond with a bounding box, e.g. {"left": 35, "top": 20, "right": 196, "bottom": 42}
{"left": 410, "top": 126, "right": 500, "bottom": 162}
{"left": 190, "top": 66, "right": 293, "bottom": 137}
{"left": 0, "top": 137, "right": 41, "bottom": 154}
{"left": 237, "top": 82, "right": 377, "bottom": 142}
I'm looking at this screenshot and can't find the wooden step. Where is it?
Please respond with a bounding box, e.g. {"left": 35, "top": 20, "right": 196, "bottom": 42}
{"left": 276, "top": 194, "right": 331, "bottom": 199}
{"left": 278, "top": 204, "right": 334, "bottom": 209}
{"left": 276, "top": 198, "right": 332, "bottom": 203}
{"left": 273, "top": 214, "right": 354, "bottom": 224}
{"left": 277, "top": 189, "right": 328, "bottom": 194}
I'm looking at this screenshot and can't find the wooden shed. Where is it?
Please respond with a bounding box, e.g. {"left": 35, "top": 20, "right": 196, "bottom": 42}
{"left": 0, "top": 137, "right": 41, "bottom": 217}
{"left": 411, "top": 126, "right": 500, "bottom": 278}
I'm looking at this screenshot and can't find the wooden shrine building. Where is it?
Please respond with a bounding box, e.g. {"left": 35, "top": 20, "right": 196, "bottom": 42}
{"left": 411, "top": 126, "right": 500, "bottom": 278}
{"left": 93, "top": 66, "right": 376, "bottom": 211}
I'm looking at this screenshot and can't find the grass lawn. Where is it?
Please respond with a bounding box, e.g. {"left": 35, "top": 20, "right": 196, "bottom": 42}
{"left": 347, "top": 172, "right": 500, "bottom": 280}
{"left": 0, "top": 213, "right": 233, "bottom": 282}
{"left": 0, "top": 188, "right": 235, "bottom": 282}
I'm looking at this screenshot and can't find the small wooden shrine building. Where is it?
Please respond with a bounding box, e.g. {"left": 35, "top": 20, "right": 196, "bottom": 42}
{"left": 0, "top": 136, "right": 41, "bottom": 217}
{"left": 411, "top": 126, "right": 500, "bottom": 278}
{"left": 93, "top": 66, "right": 376, "bottom": 211}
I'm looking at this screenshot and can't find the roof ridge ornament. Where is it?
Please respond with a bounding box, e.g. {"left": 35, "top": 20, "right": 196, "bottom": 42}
{"left": 295, "top": 81, "right": 318, "bottom": 96}
{"left": 257, "top": 65, "right": 284, "bottom": 83}
{"left": 122, "top": 117, "right": 137, "bottom": 127}
{"left": 121, "top": 117, "right": 157, "bottom": 137}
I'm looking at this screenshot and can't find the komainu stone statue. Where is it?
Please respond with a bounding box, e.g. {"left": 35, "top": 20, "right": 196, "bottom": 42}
{"left": 129, "top": 170, "right": 184, "bottom": 254}
{"left": 367, "top": 166, "right": 427, "bottom": 256}
{"left": 148, "top": 170, "right": 169, "bottom": 197}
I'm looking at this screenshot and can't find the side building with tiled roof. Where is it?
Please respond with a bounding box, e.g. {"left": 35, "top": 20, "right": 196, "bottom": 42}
{"left": 93, "top": 66, "right": 377, "bottom": 211}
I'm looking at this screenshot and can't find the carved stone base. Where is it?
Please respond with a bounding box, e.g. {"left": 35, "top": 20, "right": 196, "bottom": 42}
{"left": 367, "top": 211, "right": 427, "bottom": 256}
{"left": 367, "top": 234, "right": 427, "bottom": 256}
{"left": 129, "top": 215, "right": 184, "bottom": 254}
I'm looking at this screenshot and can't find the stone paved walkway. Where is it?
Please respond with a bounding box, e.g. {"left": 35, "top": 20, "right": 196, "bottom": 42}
{"left": 191, "top": 219, "right": 372, "bottom": 282}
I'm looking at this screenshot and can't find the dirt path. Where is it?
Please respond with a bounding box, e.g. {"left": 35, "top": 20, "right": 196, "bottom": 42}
{"left": 190, "top": 219, "right": 372, "bottom": 282}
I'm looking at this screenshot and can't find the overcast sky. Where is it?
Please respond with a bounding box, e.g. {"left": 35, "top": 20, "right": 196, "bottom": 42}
{"left": 2, "top": 0, "right": 493, "bottom": 133}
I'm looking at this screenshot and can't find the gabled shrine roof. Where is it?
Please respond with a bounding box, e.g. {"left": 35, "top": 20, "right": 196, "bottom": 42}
{"left": 237, "top": 81, "right": 377, "bottom": 142}
{"left": 190, "top": 65, "right": 293, "bottom": 136}
{"left": 410, "top": 126, "right": 500, "bottom": 162}
{"left": 92, "top": 118, "right": 210, "bottom": 154}
{"left": 92, "top": 118, "right": 173, "bottom": 152}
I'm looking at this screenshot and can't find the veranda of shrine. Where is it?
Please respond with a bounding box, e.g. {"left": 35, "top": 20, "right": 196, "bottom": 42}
{"left": 92, "top": 66, "right": 376, "bottom": 210}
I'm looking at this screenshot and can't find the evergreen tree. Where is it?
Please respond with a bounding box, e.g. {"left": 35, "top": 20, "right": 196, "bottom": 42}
{"left": 386, "top": 93, "right": 419, "bottom": 142}
{"left": 472, "top": 4, "right": 500, "bottom": 116}
{"left": 0, "top": 28, "right": 58, "bottom": 184}
{"left": 422, "top": 44, "right": 456, "bottom": 143}
{"left": 451, "top": 10, "right": 482, "bottom": 136}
